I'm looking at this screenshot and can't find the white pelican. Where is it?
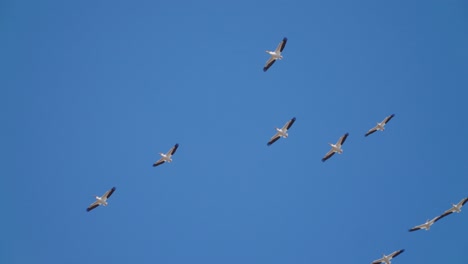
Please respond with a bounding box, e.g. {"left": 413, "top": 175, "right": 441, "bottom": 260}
{"left": 153, "top": 143, "right": 179, "bottom": 167}
{"left": 263, "top": 37, "right": 287, "bottom": 72}
{"left": 321, "top": 133, "right": 349, "bottom": 162}
{"left": 267, "top": 117, "right": 296, "bottom": 146}
{"left": 365, "top": 114, "right": 395, "bottom": 137}
{"left": 371, "top": 249, "right": 405, "bottom": 264}
{"left": 441, "top": 197, "right": 468, "bottom": 216}
{"left": 86, "top": 187, "right": 116, "bottom": 212}
{"left": 408, "top": 215, "right": 447, "bottom": 232}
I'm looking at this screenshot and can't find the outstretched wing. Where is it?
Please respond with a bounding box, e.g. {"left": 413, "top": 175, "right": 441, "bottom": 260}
{"left": 275, "top": 37, "right": 288, "bottom": 52}
{"left": 169, "top": 143, "right": 179, "bottom": 155}
{"left": 383, "top": 114, "right": 395, "bottom": 124}
{"left": 371, "top": 257, "right": 384, "bottom": 264}
{"left": 153, "top": 158, "right": 165, "bottom": 167}
{"left": 263, "top": 57, "right": 276, "bottom": 72}
{"left": 389, "top": 249, "right": 405, "bottom": 259}
{"left": 282, "top": 117, "right": 296, "bottom": 131}
{"left": 459, "top": 197, "right": 468, "bottom": 207}
{"left": 86, "top": 202, "right": 100, "bottom": 212}
{"left": 267, "top": 134, "right": 281, "bottom": 146}
{"left": 104, "top": 187, "right": 116, "bottom": 199}
{"left": 338, "top": 133, "right": 349, "bottom": 146}
{"left": 321, "top": 149, "right": 335, "bottom": 162}
{"left": 365, "top": 127, "right": 377, "bottom": 137}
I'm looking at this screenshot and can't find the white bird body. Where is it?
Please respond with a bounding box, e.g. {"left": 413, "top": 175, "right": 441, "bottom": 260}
{"left": 275, "top": 127, "right": 288, "bottom": 138}
{"left": 265, "top": 50, "right": 283, "bottom": 60}
{"left": 329, "top": 143, "right": 343, "bottom": 154}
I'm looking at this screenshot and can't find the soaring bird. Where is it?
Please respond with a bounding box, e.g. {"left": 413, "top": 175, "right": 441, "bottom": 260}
{"left": 365, "top": 114, "right": 395, "bottom": 137}
{"left": 86, "top": 187, "right": 116, "bottom": 212}
{"left": 441, "top": 197, "right": 468, "bottom": 217}
{"left": 321, "top": 133, "right": 349, "bottom": 162}
{"left": 267, "top": 117, "right": 296, "bottom": 146}
{"left": 263, "top": 37, "right": 288, "bottom": 72}
{"left": 153, "top": 143, "right": 179, "bottom": 167}
{"left": 408, "top": 215, "right": 447, "bottom": 232}
{"left": 371, "top": 249, "right": 405, "bottom": 264}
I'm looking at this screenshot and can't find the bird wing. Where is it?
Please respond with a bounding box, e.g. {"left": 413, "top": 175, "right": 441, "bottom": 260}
{"left": 103, "top": 187, "right": 116, "bottom": 199}
{"left": 153, "top": 158, "right": 165, "bottom": 167}
{"left": 169, "top": 143, "right": 179, "bottom": 156}
{"left": 321, "top": 149, "right": 335, "bottom": 162}
{"left": 86, "top": 201, "right": 100, "bottom": 212}
{"left": 389, "top": 249, "right": 405, "bottom": 259}
{"left": 282, "top": 117, "right": 296, "bottom": 131}
{"left": 439, "top": 210, "right": 454, "bottom": 219}
{"left": 371, "top": 257, "right": 384, "bottom": 264}
{"left": 263, "top": 57, "right": 276, "bottom": 72}
{"left": 432, "top": 214, "right": 448, "bottom": 223}
{"left": 337, "top": 133, "right": 349, "bottom": 146}
{"left": 267, "top": 134, "right": 281, "bottom": 146}
{"left": 383, "top": 114, "right": 395, "bottom": 124}
{"left": 275, "top": 37, "right": 288, "bottom": 52}
{"left": 365, "top": 127, "right": 377, "bottom": 137}
{"left": 459, "top": 197, "right": 468, "bottom": 206}
{"left": 408, "top": 223, "right": 424, "bottom": 232}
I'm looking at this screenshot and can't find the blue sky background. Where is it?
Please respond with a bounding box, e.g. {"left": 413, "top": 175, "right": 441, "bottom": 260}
{"left": 1, "top": 0, "right": 468, "bottom": 263}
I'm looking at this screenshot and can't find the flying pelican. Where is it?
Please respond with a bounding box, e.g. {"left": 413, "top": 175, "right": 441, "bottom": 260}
{"left": 263, "top": 37, "right": 288, "bottom": 72}
{"left": 267, "top": 117, "right": 296, "bottom": 146}
{"left": 371, "top": 249, "right": 405, "bottom": 264}
{"left": 408, "top": 215, "right": 447, "bottom": 232}
{"left": 365, "top": 114, "right": 395, "bottom": 137}
{"left": 441, "top": 197, "right": 468, "bottom": 217}
{"left": 321, "top": 133, "right": 349, "bottom": 162}
{"left": 86, "top": 187, "right": 116, "bottom": 212}
{"left": 153, "top": 143, "right": 179, "bottom": 167}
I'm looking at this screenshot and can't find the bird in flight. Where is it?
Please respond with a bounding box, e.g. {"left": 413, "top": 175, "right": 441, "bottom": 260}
{"left": 322, "top": 133, "right": 349, "bottom": 162}
{"left": 365, "top": 114, "right": 395, "bottom": 137}
{"left": 86, "top": 187, "right": 116, "bottom": 212}
{"left": 267, "top": 117, "right": 296, "bottom": 146}
{"left": 263, "top": 37, "right": 288, "bottom": 72}
{"left": 153, "top": 143, "right": 179, "bottom": 167}
{"left": 371, "top": 249, "right": 405, "bottom": 264}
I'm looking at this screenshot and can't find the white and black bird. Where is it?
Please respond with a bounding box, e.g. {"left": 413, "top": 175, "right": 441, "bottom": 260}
{"left": 441, "top": 197, "right": 468, "bottom": 217}
{"left": 263, "top": 37, "right": 287, "bottom": 72}
{"left": 267, "top": 117, "right": 296, "bottom": 146}
{"left": 86, "top": 187, "right": 116, "bottom": 212}
{"left": 321, "top": 133, "right": 349, "bottom": 162}
{"left": 153, "top": 143, "right": 179, "bottom": 167}
{"left": 408, "top": 215, "right": 447, "bottom": 232}
{"left": 371, "top": 249, "right": 405, "bottom": 264}
{"left": 365, "top": 114, "right": 395, "bottom": 137}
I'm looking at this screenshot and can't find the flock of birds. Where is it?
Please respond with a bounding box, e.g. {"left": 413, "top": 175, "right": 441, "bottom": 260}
{"left": 85, "top": 37, "right": 466, "bottom": 263}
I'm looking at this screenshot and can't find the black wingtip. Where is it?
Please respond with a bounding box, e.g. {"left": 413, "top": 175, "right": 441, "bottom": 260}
{"left": 263, "top": 67, "right": 268, "bottom": 72}
{"left": 283, "top": 37, "right": 288, "bottom": 41}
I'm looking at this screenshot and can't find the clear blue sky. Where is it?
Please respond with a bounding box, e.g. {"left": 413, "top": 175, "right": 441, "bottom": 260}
{"left": 1, "top": 0, "right": 468, "bottom": 263}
